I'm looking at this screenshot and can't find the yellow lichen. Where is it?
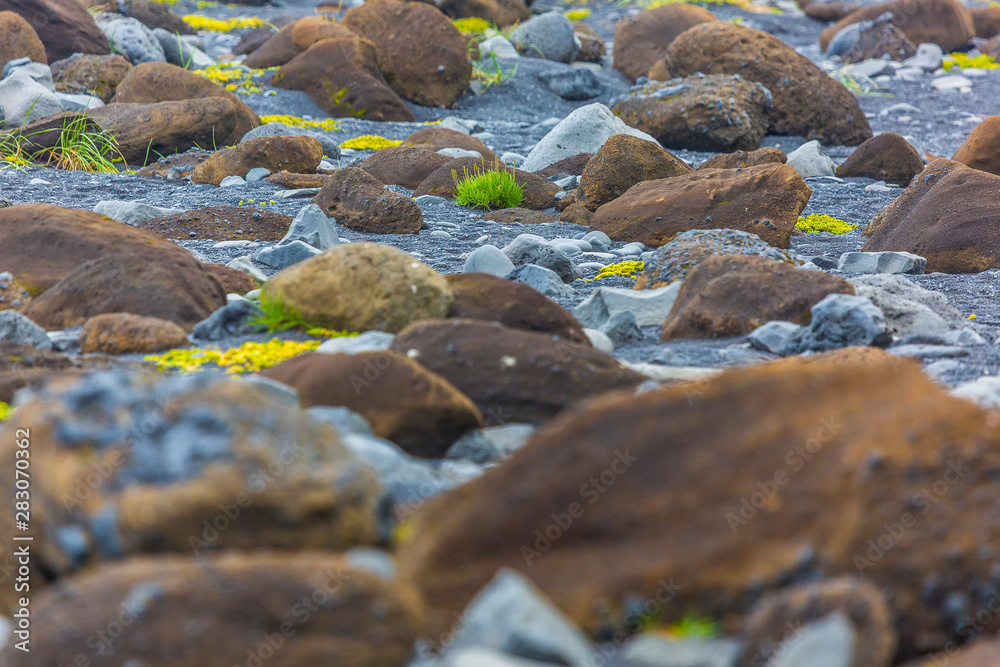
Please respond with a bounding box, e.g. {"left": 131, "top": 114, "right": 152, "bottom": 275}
{"left": 144, "top": 339, "right": 322, "bottom": 375}
{"left": 795, "top": 214, "right": 857, "bottom": 235}
{"left": 259, "top": 114, "right": 342, "bottom": 132}
{"left": 565, "top": 8, "right": 592, "bottom": 19}
{"left": 582, "top": 260, "right": 645, "bottom": 281}
{"left": 191, "top": 63, "right": 272, "bottom": 95}
{"left": 943, "top": 52, "right": 999, "bottom": 71}
{"left": 0, "top": 402, "right": 13, "bottom": 422}
{"left": 339, "top": 135, "right": 402, "bottom": 150}
{"left": 453, "top": 17, "right": 492, "bottom": 33}
{"left": 182, "top": 15, "right": 269, "bottom": 32}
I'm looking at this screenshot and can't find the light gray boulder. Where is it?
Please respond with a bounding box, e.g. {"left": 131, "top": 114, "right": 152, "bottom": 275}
{"left": 780, "top": 294, "right": 889, "bottom": 355}
{"left": 0, "top": 311, "right": 51, "bottom": 350}
{"left": 848, "top": 274, "right": 964, "bottom": 338}
{"left": 97, "top": 16, "right": 166, "bottom": 64}
{"left": 574, "top": 282, "right": 680, "bottom": 328}
{"left": 92, "top": 201, "right": 185, "bottom": 226}
{"left": 0, "top": 71, "right": 63, "bottom": 129}
{"left": 465, "top": 245, "right": 516, "bottom": 277}
{"left": 837, "top": 251, "right": 926, "bottom": 275}
{"left": 786, "top": 140, "right": 835, "bottom": 178}
{"left": 152, "top": 27, "right": 214, "bottom": 70}
{"left": 510, "top": 12, "right": 580, "bottom": 63}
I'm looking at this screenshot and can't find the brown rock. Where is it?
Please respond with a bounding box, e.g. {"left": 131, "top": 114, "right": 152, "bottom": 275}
{"left": 953, "top": 115, "right": 1000, "bottom": 175}
{"left": 244, "top": 22, "right": 298, "bottom": 68}
{"left": 191, "top": 135, "right": 323, "bottom": 186}
{"left": 842, "top": 19, "right": 916, "bottom": 62}
{"left": 740, "top": 578, "right": 897, "bottom": 667}
{"left": 266, "top": 171, "right": 333, "bottom": 189}
{"left": 0, "top": 0, "right": 109, "bottom": 62}
{"left": 591, "top": 163, "right": 812, "bottom": 248}
{"left": 437, "top": 0, "right": 529, "bottom": 27}
{"left": 113, "top": 62, "right": 260, "bottom": 142}
{"left": 136, "top": 148, "right": 212, "bottom": 179}
{"left": 263, "top": 242, "right": 453, "bottom": 333}
{"left": 114, "top": 0, "right": 193, "bottom": 34}
{"left": 262, "top": 351, "right": 482, "bottom": 457}
{"left": 862, "top": 158, "right": 1000, "bottom": 273}
{"left": 560, "top": 202, "right": 593, "bottom": 226}
{"left": 0, "top": 553, "right": 422, "bottom": 667}
{"left": 396, "top": 347, "right": 1000, "bottom": 659}
{"left": 390, "top": 319, "right": 646, "bottom": 425}
{"left": 698, "top": 147, "right": 786, "bottom": 170}
{"left": 204, "top": 263, "right": 258, "bottom": 294}
{"left": 403, "top": 127, "right": 499, "bottom": 162}
{"left": 137, "top": 206, "right": 292, "bottom": 241}
{"left": 971, "top": 6, "right": 1000, "bottom": 38}
{"left": 554, "top": 188, "right": 577, "bottom": 212}
{"left": 613, "top": 4, "right": 716, "bottom": 82}
{"left": 835, "top": 132, "right": 923, "bottom": 185}
{"left": 446, "top": 272, "right": 590, "bottom": 345}
{"left": 0, "top": 343, "right": 118, "bottom": 403}
{"left": 804, "top": 1, "right": 857, "bottom": 21}
{"left": 0, "top": 276, "right": 30, "bottom": 311}
{"left": 272, "top": 36, "right": 415, "bottom": 122}
{"left": 579, "top": 133, "right": 693, "bottom": 211}
{"left": 536, "top": 152, "right": 592, "bottom": 178}
{"left": 51, "top": 53, "right": 132, "bottom": 103}
{"left": 414, "top": 157, "right": 562, "bottom": 210}
{"left": 820, "top": 0, "right": 974, "bottom": 52}
{"left": 900, "top": 640, "right": 1000, "bottom": 667}
{"left": 660, "top": 22, "right": 872, "bottom": 145}
{"left": 574, "top": 22, "right": 606, "bottom": 63}
{"left": 0, "top": 11, "right": 46, "bottom": 67}
{"left": 233, "top": 26, "right": 277, "bottom": 56}
{"left": 342, "top": 0, "right": 471, "bottom": 107}
{"left": 80, "top": 312, "right": 189, "bottom": 354}
{"left": 982, "top": 33, "right": 1000, "bottom": 58}
{"left": 361, "top": 145, "right": 452, "bottom": 188}
{"left": 291, "top": 14, "right": 355, "bottom": 51}
{"left": 660, "top": 255, "right": 855, "bottom": 339}
{"left": 482, "top": 208, "right": 559, "bottom": 224}
{"left": 312, "top": 167, "right": 423, "bottom": 234}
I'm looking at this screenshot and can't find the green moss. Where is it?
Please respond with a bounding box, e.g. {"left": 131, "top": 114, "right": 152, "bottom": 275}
{"left": 339, "top": 135, "right": 402, "bottom": 150}
{"left": 453, "top": 161, "right": 524, "bottom": 210}
{"left": 145, "top": 339, "right": 322, "bottom": 374}
{"left": 580, "top": 260, "right": 645, "bottom": 281}
{"left": 796, "top": 214, "right": 857, "bottom": 235}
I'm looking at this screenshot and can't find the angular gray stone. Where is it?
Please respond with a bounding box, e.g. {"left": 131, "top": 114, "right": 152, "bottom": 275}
{"left": 767, "top": 613, "right": 854, "bottom": 667}
{"left": 478, "top": 36, "right": 519, "bottom": 60}
{"left": 1, "top": 60, "right": 54, "bottom": 91}
{"left": 902, "top": 43, "right": 944, "bottom": 71}
{"left": 464, "top": 244, "right": 516, "bottom": 277}
{"left": 747, "top": 320, "right": 801, "bottom": 354}
{"left": 56, "top": 92, "right": 105, "bottom": 111}
{"left": 620, "top": 635, "right": 744, "bottom": 667}
{"left": 96, "top": 16, "right": 166, "bottom": 65}
{"left": 219, "top": 175, "right": 246, "bottom": 187}
{"left": 952, "top": 376, "right": 1000, "bottom": 409}
{"left": 191, "top": 299, "right": 264, "bottom": 341}
{"left": 240, "top": 121, "right": 340, "bottom": 159}
{"left": 152, "top": 27, "right": 214, "bottom": 70}
{"left": 574, "top": 282, "right": 681, "bottom": 328}
{"left": 502, "top": 234, "right": 578, "bottom": 282}
{"left": 0, "top": 71, "right": 64, "bottom": 129}
{"left": 600, "top": 310, "right": 641, "bottom": 348}
{"left": 252, "top": 240, "right": 322, "bottom": 269}
{"left": 837, "top": 251, "right": 926, "bottom": 275}
{"left": 0, "top": 310, "right": 51, "bottom": 350}
{"left": 584, "top": 327, "right": 615, "bottom": 353}
{"left": 779, "top": 294, "right": 890, "bottom": 355}
{"left": 538, "top": 67, "right": 601, "bottom": 100}
{"left": 316, "top": 330, "right": 395, "bottom": 355}
{"left": 446, "top": 423, "right": 536, "bottom": 464}
{"left": 245, "top": 167, "right": 270, "bottom": 182}
{"left": 510, "top": 12, "right": 580, "bottom": 63}
{"left": 93, "top": 201, "right": 185, "bottom": 226}
{"left": 278, "top": 204, "right": 339, "bottom": 250}
{"left": 849, "top": 274, "right": 963, "bottom": 338}
{"left": 506, "top": 263, "right": 574, "bottom": 297}
{"left": 226, "top": 255, "right": 267, "bottom": 282}
{"left": 786, "top": 140, "right": 835, "bottom": 178}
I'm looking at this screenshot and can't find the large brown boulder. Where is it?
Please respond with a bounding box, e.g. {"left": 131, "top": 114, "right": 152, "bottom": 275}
{"left": 191, "top": 135, "right": 323, "bottom": 186}
{"left": 660, "top": 255, "right": 855, "bottom": 339}
{"left": 114, "top": 62, "right": 260, "bottom": 142}
{"left": 698, "top": 146, "right": 786, "bottom": 171}
{"left": 970, "top": 6, "right": 1000, "bottom": 38}
{"left": 953, "top": 116, "right": 1000, "bottom": 175}
{"left": 820, "top": 0, "right": 974, "bottom": 52}
{"left": 612, "top": 4, "right": 716, "bottom": 82}
{"left": 836, "top": 132, "right": 924, "bottom": 185}
{"left": 657, "top": 23, "right": 872, "bottom": 146}
{"left": 591, "top": 163, "right": 812, "bottom": 249}
{"left": 361, "top": 146, "right": 452, "bottom": 188}
{"left": 390, "top": 319, "right": 646, "bottom": 425}
{"left": 445, "top": 272, "right": 590, "bottom": 345}
{"left": 414, "top": 157, "right": 562, "bottom": 210}
{"left": 263, "top": 243, "right": 454, "bottom": 333}
{"left": 862, "top": 158, "right": 1000, "bottom": 273}
{"left": 396, "top": 347, "right": 1000, "bottom": 660}
{"left": 901, "top": 640, "right": 1000, "bottom": 667}
{"left": 0, "top": 0, "right": 109, "bottom": 62}
{"left": 579, "top": 134, "right": 692, "bottom": 211}
{"left": 244, "top": 22, "right": 298, "bottom": 68}
{"left": 51, "top": 53, "right": 132, "bottom": 103}
{"left": 402, "top": 127, "right": 499, "bottom": 162}
{"left": 342, "top": 0, "right": 470, "bottom": 108}
{"left": 0, "top": 11, "right": 45, "bottom": 67}
{"left": 262, "top": 351, "right": 483, "bottom": 457}
{"left": 312, "top": 167, "right": 424, "bottom": 234}
{"left": 291, "top": 14, "right": 356, "bottom": 51}
{"left": 138, "top": 206, "right": 293, "bottom": 242}
{"left": 437, "top": 0, "right": 529, "bottom": 27}
{"left": 0, "top": 553, "right": 422, "bottom": 667}
{"left": 80, "top": 312, "right": 189, "bottom": 354}
{"left": 272, "top": 37, "right": 415, "bottom": 122}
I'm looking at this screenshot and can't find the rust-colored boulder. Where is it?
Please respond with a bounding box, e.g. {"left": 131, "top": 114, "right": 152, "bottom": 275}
{"left": 437, "top": 0, "right": 529, "bottom": 27}
{"left": 574, "top": 22, "right": 606, "bottom": 63}
{"left": 80, "top": 312, "right": 189, "bottom": 354}
{"left": 361, "top": 145, "right": 452, "bottom": 188}
{"left": 136, "top": 148, "right": 212, "bottom": 179}
{"left": 51, "top": 53, "right": 132, "bottom": 103}
{"left": 414, "top": 157, "right": 561, "bottom": 210}
{"left": 445, "top": 272, "right": 590, "bottom": 345}
{"left": 396, "top": 347, "right": 1000, "bottom": 660}
{"left": 579, "top": 134, "right": 692, "bottom": 211}
{"left": 698, "top": 147, "right": 786, "bottom": 170}
{"left": 0, "top": 0, "right": 109, "bottom": 62}
{"left": 0, "top": 553, "right": 421, "bottom": 667}
{"left": 205, "top": 263, "right": 258, "bottom": 294}
{"left": 266, "top": 170, "right": 333, "bottom": 189}
{"left": 291, "top": 14, "right": 356, "bottom": 51}
{"left": 191, "top": 135, "right": 323, "bottom": 187}
{"left": 342, "top": 0, "right": 471, "bottom": 107}
{"left": 862, "top": 158, "right": 1000, "bottom": 273}
{"left": 0, "top": 11, "right": 45, "bottom": 67}
{"left": 842, "top": 19, "right": 917, "bottom": 62}
{"left": 901, "top": 640, "right": 1000, "bottom": 667}
{"left": 660, "top": 255, "right": 855, "bottom": 339}
{"left": 114, "top": 62, "right": 260, "bottom": 142}
{"left": 804, "top": 1, "right": 857, "bottom": 21}
{"left": 244, "top": 22, "right": 298, "bottom": 68}
{"left": 659, "top": 22, "right": 872, "bottom": 146}
{"left": 272, "top": 36, "right": 415, "bottom": 122}
{"left": 560, "top": 202, "right": 592, "bottom": 226}
{"left": 390, "top": 319, "right": 646, "bottom": 425}
{"left": 819, "top": 0, "right": 974, "bottom": 52}
{"left": 262, "top": 351, "right": 482, "bottom": 457}
{"left": 971, "top": 6, "right": 1000, "bottom": 38}
{"left": 403, "top": 127, "right": 499, "bottom": 162}
{"left": 0, "top": 343, "right": 113, "bottom": 403}
{"left": 836, "top": 132, "right": 924, "bottom": 185}
{"left": 612, "top": 4, "right": 716, "bottom": 82}
{"left": 591, "top": 163, "right": 812, "bottom": 248}
{"left": 312, "top": 167, "right": 423, "bottom": 234}
{"left": 536, "top": 152, "right": 592, "bottom": 178}
{"left": 953, "top": 116, "right": 1000, "bottom": 175}
{"left": 138, "top": 206, "right": 293, "bottom": 242}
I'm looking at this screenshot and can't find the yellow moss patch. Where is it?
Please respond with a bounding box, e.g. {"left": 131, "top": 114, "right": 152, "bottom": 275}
{"left": 583, "top": 260, "right": 645, "bottom": 281}
{"left": 453, "top": 17, "right": 491, "bottom": 33}
{"left": 182, "top": 15, "right": 269, "bottom": 32}
{"left": 304, "top": 327, "right": 360, "bottom": 338}
{"left": 796, "top": 214, "right": 857, "bottom": 235}
{"left": 260, "top": 114, "right": 342, "bottom": 132}
{"left": 0, "top": 402, "right": 13, "bottom": 422}
{"left": 145, "top": 339, "right": 322, "bottom": 375}
{"left": 339, "top": 135, "right": 402, "bottom": 150}
{"left": 943, "top": 52, "right": 999, "bottom": 71}
{"left": 565, "top": 8, "right": 592, "bottom": 19}
{"left": 192, "top": 63, "right": 272, "bottom": 95}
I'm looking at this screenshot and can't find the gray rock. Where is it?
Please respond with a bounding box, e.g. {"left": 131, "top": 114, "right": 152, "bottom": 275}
{"left": 442, "top": 568, "right": 596, "bottom": 667}
{"left": 152, "top": 27, "right": 214, "bottom": 70}
{"left": 902, "top": 43, "right": 944, "bottom": 71}
{"left": 438, "top": 116, "right": 479, "bottom": 134}
{"left": 446, "top": 423, "right": 536, "bottom": 464}
{"left": 952, "top": 376, "right": 1000, "bottom": 409}
{"left": 943, "top": 327, "right": 986, "bottom": 346}
{"left": 510, "top": 12, "right": 581, "bottom": 63}
{"left": 93, "top": 201, "right": 185, "bottom": 226}
{"left": 786, "top": 140, "right": 835, "bottom": 178}
{"left": 97, "top": 16, "right": 166, "bottom": 64}
{"left": 239, "top": 374, "right": 300, "bottom": 408}
{"left": 316, "top": 330, "right": 395, "bottom": 355}
{"left": 845, "top": 58, "right": 895, "bottom": 79}
{"left": 306, "top": 405, "right": 375, "bottom": 437}
{"left": 502, "top": 234, "right": 578, "bottom": 282}
{"left": 0, "top": 71, "right": 64, "bottom": 129}
{"left": 279, "top": 204, "right": 339, "bottom": 250}
{"left": 521, "top": 103, "right": 657, "bottom": 172}
{"left": 478, "top": 35, "right": 520, "bottom": 60}
{"left": 849, "top": 274, "right": 964, "bottom": 338}
{"left": 931, "top": 74, "right": 972, "bottom": 91}
{"left": 241, "top": 121, "right": 340, "bottom": 159}
{"left": 1, "top": 60, "right": 54, "bottom": 91}
{"left": 837, "top": 251, "right": 926, "bottom": 274}
{"left": 584, "top": 328, "right": 615, "bottom": 353}
{"left": 825, "top": 23, "right": 863, "bottom": 58}
{"left": 226, "top": 255, "right": 267, "bottom": 282}
{"left": 47, "top": 329, "right": 81, "bottom": 353}
{"left": 748, "top": 320, "right": 802, "bottom": 354}
{"left": 888, "top": 344, "right": 968, "bottom": 358}
{"left": 538, "top": 67, "right": 601, "bottom": 100}
{"left": 465, "top": 244, "right": 517, "bottom": 277}
{"left": 620, "top": 635, "right": 744, "bottom": 667}
{"left": 245, "top": 167, "right": 270, "bottom": 182}
{"left": 219, "top": 175, "right": 246, "bottom": 187}
{"left": 438, "top": 147, "right": 482, "bottom": 159}
{"left": 0, "top": 311, "right": 51, "bottom": 350}
{"left": 191, "top": 300, "right": 264, "bottom": 341}
{"left": 0, "top": 57, "right": 30, "bottom": 80}
{"left": 252, "top": 240, "right": 323, "bottom": 269}
{"left": 344, "top": 547, "right": 396, "bottom": 581}
{"left": 780, "top": 294, "right": 890, "bottom": 355}
{"left": 600, "top": 310, "right": 642, "bottom": 348}
{"left": 415, "top": 194, "right": 451, "bottom": 206}
{"left": 56, "top": 92, "right": 105, "bottom": 111}
{"left": 574, "top": 282, "right": 681, "bottom": 328}
{"left": 275, "top": 187, "right": 321, "bottom": 199}
{"left": 506, "top": 263, "right": 574, "bottom": 297}
{"left": 767, "top": 613, "right": 854, "bottom": 667}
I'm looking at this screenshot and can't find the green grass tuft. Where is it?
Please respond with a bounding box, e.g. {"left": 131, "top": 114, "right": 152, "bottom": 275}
{"left": 453, "top": 161, "right": 524, "bottom": 210}
{"left": 796, "top": 214, "right": 857, "bottom": 235}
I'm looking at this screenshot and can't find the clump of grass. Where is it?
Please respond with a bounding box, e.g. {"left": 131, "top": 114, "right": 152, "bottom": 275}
{"left": 796, "top": 214, "right": 857, "bottom": 235}
{"left": 943, "top": 52, "right": 999, "bottom": 71}
{"left": 663, "top": 613, "right": 721, "bottom": 640}
{"left": 339, "top": 135, "right": 402, "bottom": 150}
{"left": 260, "top": 114, "right": 341, "bottom": 132}
{"left": 251, "top": 291, "right": 359, "bottom": 338}
{"left": 831, "top": 68, "right": 894, "bottom": 97}
{"left": 472, "top": 52, "right": 518, "bottom": 90}
{"left": 582, "top": 260, "right": 644, "bottom": 281}
{"left": 453, "top": 17, "right": 492, "bottom": 33}
{"left": 145, "top": 339, "right": 323, "bottom": 374}
{"left": 41, "top": 115, "right": 124, "bottom": 173}
{"left": 0, "top": 133, "right": 31, "bottom": 170}
{"left": 453, "top": 160, "right": 524, "bottom": 210}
